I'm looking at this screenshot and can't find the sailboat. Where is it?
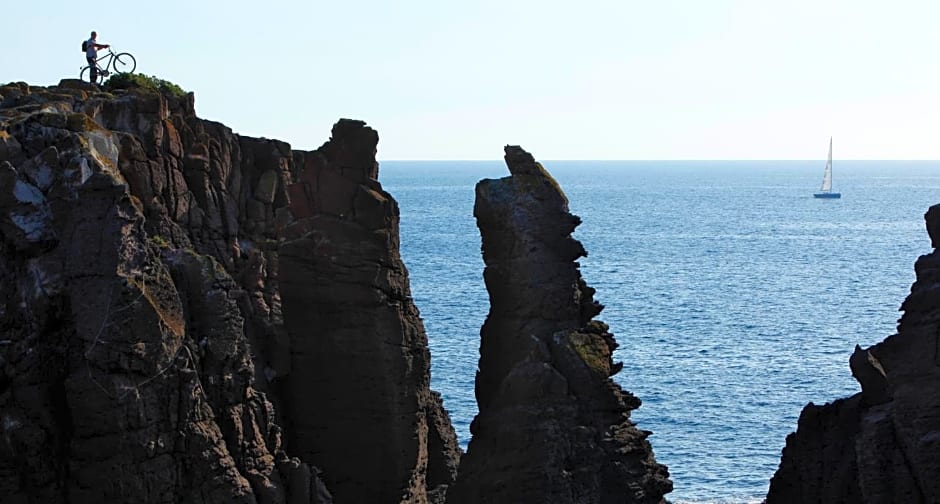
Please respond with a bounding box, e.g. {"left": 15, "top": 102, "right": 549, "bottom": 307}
{"left": 813, "top": 137, "right": 841, "bottom": 198}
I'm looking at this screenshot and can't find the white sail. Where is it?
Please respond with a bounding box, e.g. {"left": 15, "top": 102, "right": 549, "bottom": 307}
{"left": 820, "top": 137, "right": 833, "bottom": 192}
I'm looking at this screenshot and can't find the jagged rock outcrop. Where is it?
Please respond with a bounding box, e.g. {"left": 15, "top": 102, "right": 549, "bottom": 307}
{"left": 279, "top": 120, "right": 461, "bottom": 503}
{"left": 0, "top": 80, "right": 459, "bottom": 503}
{"left": 767, "top": 203, "right": 940, "bottom": 503}
{"left": 446, "top": 146, "right": 672, "bottom": 504}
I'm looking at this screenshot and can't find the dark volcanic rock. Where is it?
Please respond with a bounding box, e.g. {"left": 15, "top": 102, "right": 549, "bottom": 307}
{"left": 0, "top": 81, "right": 459, "bottom": 503}
{"left": 767, "top": 203, "right": 940, "bottom": 504}
{"left": 446, "top": 146, "right": 672, "bottom": 504}
{"left": 279, "top": 119, "right": 461, "bottom": 504}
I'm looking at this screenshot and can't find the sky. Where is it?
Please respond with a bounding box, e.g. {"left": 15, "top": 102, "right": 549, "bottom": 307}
{"left": 3, "top": 0, "right": 939, "bottom": 160}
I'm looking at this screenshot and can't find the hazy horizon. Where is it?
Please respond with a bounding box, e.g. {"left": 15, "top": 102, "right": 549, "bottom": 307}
{"left": 4, "top": 0, "right": 939, "bottom": 160}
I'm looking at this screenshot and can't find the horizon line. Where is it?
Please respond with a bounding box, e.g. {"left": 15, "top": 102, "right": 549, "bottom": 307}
{"left": 377, "top": 158, "right": 940, "bottom": 163}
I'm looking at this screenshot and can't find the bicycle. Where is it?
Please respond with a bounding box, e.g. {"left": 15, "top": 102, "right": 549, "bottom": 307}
{"left": 80, "top": 49, "right": 137, "bottom": 84}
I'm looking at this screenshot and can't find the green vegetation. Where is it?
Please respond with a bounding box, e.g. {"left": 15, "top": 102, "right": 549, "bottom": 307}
{"left": 104, "top": 73, "right": 187, "bottom": 98}
{"left": 148, "top": 234, "right": 170, "bottom": 249}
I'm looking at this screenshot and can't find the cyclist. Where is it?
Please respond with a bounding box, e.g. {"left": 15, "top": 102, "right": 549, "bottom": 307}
{"left": 84, "top": 31, "right": 110, "bottom": 84}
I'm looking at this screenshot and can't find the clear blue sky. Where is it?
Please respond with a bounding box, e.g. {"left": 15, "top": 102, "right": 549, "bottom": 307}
{"left": 3, "top": 0, "right": 939, "bottom": 160}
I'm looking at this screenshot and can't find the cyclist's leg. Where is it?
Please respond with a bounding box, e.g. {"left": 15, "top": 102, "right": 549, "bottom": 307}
{"left": 98, "top": 55, "right": 109, "bottom": 77}
{"left": 87, "top": 56, "right": 98, "bottom": 83}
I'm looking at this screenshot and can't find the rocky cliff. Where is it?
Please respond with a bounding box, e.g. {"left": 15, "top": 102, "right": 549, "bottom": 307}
{"left": 0, "top": 80, "right": 460, "bottom": 503}
{"left": 446, "top": 146, "right": 672, "bottom": 503}
{"left": 0, "top": 80, "right": 672, "bottom": 504}
{"left": 767, "top": 204, "right": 940, "bottom": 503}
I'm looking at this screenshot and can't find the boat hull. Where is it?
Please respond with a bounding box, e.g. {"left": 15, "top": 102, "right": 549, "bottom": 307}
{"left": 813, "top": 192, "right": 841, "bottom": 199}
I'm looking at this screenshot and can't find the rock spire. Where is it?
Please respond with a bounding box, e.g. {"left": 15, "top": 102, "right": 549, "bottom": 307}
{"left": 446, "top": 146, "right": 672, "bottom": 504}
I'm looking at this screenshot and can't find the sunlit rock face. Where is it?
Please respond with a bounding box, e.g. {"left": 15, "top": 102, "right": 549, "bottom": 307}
{"left": 446, "top": 145, "right": 672, "bottom": 504}
{"left": 0, "top": 80, "right": 459, "bottom": 504}
{"left": 767, "top": 204, "right": 940, "bottom": 504}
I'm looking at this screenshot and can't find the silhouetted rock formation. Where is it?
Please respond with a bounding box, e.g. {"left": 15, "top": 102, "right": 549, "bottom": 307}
{"left": 767, "top": 204, "right": 940, "bottom": 503}
{"left": 0, "top": 80, "right": 459, "bottom": 503}
{"left": 279, "top": 120, "right": 461, "bottom": 503}
{"left": 446, "top": 146, "right": 672, "bottom": 504}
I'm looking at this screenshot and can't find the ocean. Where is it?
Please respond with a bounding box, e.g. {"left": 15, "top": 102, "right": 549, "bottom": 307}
{"left": 381, "top": 160, "right": 940, "bottom": 503}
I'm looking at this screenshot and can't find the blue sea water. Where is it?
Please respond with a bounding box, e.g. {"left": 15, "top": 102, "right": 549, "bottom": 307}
{"left": 381, "top": 160, "right": 940, "bottom": 503}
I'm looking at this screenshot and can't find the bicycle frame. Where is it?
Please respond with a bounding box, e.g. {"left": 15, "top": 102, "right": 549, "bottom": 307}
{"left": 90, "top": 50, "right": 118, "bottom": 73}
{"left": 80, "top": 48, "right": 135, "bottom": 84}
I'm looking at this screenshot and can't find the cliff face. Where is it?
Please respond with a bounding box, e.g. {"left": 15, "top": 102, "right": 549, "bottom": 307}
{"left": 0, "top": 80, "right": 459, "bottom": 503}
{"left": 446, "top": 146, "right": 672, "bottom": 504}
{"left": 767, "top": 204, "right": 940, "bottom": 503}
{"left": 278, "top": 121, "right": 461, "bottom": 503}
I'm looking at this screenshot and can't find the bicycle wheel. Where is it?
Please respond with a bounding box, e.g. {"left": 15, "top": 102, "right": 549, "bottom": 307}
{"left": 80, "top": 66, "right": 98, "bottom": 84}
{"left": 113, "top": 53, "right": 136, "bottom": 74}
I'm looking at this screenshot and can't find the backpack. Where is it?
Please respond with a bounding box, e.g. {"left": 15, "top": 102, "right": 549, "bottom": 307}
{"left": 81, "top": 40, "right": 87, "bottom": 52}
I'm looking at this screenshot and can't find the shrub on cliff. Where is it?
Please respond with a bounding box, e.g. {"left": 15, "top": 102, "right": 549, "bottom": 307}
{"left": 104, "top": 73, "right": 187, "bottom": 98}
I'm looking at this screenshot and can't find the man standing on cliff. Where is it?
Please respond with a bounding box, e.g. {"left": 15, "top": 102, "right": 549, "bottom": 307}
{"left": 84, "top": 31, "right": 109, "bottom": 84}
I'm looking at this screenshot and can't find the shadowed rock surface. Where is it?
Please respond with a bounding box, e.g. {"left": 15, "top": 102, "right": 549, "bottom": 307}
{"left": 767, "top": 203, "right": 940, "bottom": 503}
{"left": 0, "top": 80, "right": 459, "bottom": 503}
{"left": 446, "top": 146, "right": 672, "bottom": 504}
{"left": 279, "top": 120, "right": 461, "bottom": 503}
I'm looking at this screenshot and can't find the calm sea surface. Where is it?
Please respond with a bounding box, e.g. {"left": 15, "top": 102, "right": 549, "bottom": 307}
{"left": 381, "top": 160, "right": 940, "bottom": 503}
